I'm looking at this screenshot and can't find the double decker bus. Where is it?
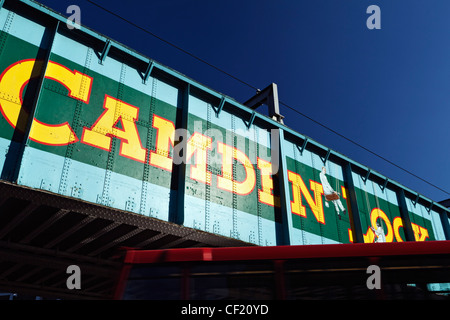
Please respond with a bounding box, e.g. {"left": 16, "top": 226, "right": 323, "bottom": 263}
{"left": 114, "top": 241, "right": 450, "bottom": 300}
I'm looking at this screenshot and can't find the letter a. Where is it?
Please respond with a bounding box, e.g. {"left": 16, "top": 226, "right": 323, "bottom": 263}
{"left": 366, "top": 5, "right": 381, "bottom": 29}
{"left": 66, "top": 265, "right": 81, "bottom": 289}
{"left": 66, "top": 5, "right": 81, "bottom": 30}
{"left": 81, "top": 95, "right": 147, "bottom": 163}
{"left": 366, "top": 265, "right": 381, "bottom": 289}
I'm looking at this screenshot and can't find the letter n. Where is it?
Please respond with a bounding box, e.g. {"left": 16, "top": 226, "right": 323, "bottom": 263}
{"left": 288, "top": 170, "right": 325, "bottom": 224}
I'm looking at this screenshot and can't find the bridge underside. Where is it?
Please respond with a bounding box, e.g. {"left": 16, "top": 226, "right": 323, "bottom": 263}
{"left": 0, "top": 181, "right": 251, "bottom": 299}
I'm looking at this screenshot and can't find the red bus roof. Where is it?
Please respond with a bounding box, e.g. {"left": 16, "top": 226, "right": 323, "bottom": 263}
{"left": 123, "top": 240, "right": 450, "bottom": 264}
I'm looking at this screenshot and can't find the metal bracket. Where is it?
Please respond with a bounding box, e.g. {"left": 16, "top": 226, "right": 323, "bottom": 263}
{"left": 245, "top": 111, "right": 256, "bottom": 129}
{"left": 243, "top": 83, "right": 284, "bottom": 125}
{"left": 99, "top": 40, "right": 111, "bottom": 64}
{"left": 215, "top": 97, "right": 226, "bottom": 117}
{"left": 321, "top": 149, "right": 331, "bottom": 164}
{"left": 426, "top": 201, "right": 434, "bottom": 213}
{"left": 297, "top": 138, "right": 309, "bottom": 155}
{"left": 412, "top": 193, "right": 420, "bottom": 206}
{"left": 362, "top": 169, "right": 371, "bottom": 184}
{"left": 143, "top": 60, "right": 154, "bottom": 84}
{"left": 380, "top": 178, "right": 389, "bottom": 191}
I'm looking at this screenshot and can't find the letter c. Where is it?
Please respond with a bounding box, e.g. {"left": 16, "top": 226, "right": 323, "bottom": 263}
{"left": 225, "top": 305, "right": 233, "bottom": 314}
{"left": 0, "top": 59, "right": 93, "bottom": 146}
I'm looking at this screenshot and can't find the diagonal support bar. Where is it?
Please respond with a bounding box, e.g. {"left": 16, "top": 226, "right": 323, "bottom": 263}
{"left": 99, "top": 39, "right": 111, "bottom": 64}
{"left": 143, "top": 60, "right": 154, "bottom": 84}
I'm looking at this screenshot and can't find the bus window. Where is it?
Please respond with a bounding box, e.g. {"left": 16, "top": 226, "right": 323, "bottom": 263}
{"left": 282, "top": 257, "right": 376, "bottom": 299}
{"left": 427, "top": 283, "right": 450, "bottom": 296}
{"left": 122, "top": 265, "right": 182, "bottom": 300}
{"left": 189, "top": 261, "right": 276, "bottom": 300}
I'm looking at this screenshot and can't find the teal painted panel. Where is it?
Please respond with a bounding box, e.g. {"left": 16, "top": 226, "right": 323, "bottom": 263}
{"left": 183, "top": 94, "right": 277, "bottom": 245}
{"left": 406, "top": 199, "right": 445, "bottom": 241}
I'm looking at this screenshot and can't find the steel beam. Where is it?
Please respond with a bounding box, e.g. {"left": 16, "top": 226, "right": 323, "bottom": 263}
{"left": 244, "top": 83, "right": 284, "bottom": 124}
{"left": 19, "top": 209, "right": 69, "bottom": 244}
{"left": 42, "top": 216, "right": 96, "bottom": 249}
{"left": 65, "top": 221, "right": 122, "bottom": 253}
{"left": 343, "top": 162, "right": 364, "bottom": 243}
{"left": 171, "top": 83, "right": 190, "bottom": 225}
{"left": 0, "top": 203, "right": 39, "bottom": 239}
{"left": 397, "top": 189, "right": 415, "bottom": 241}
{"left": 275, "top": 129, "right": 291, "bottom": 245}
{"left": 440, "top": 211, "right": 450, "bottom": 240}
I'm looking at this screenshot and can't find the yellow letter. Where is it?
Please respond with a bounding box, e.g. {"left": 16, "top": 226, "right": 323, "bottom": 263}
{"left": 0, "top": 59, "right": 41, "bottom": 131}
{"left": 148, "top": 117, "right": 212, "bottom": 181}
{"left": 81, "top": 95, "right": 146, "bottom": 162}
{"left": 149, "top": 114, "right": 175, "bottom": 171}
{"left": 411, "top": 223, "right": 429, "bottom": 241}
{"left": 393, "top": 217, "right": 404, "bottom": 242}
{"left": 257, "top": 157, "right": 280, "bottom": 207}
{"left": 287, "top": 170, "right": 325, "bottom": 224}
{"left": 186, "top": 132, "right": 212, "bottom": 184}
{"left": 0, "top": 59, "right": 92, "bottom": 145}
{"left": 363, "top": 228, "right": 375, "bottom": 243}
{"left": 217, "top": 141, "right": 256, "bottom": 196}
{"left": 370, "top": 208, "right": 394, "bottom": 242}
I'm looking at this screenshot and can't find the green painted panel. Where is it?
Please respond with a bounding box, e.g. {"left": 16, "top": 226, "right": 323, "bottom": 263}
{"left": 352, "top": 173, "right": 436, "bottom": 242}
{"left": 0, "top": 7, "right": 447, "bottom": 247}
{"left": 285, "top": 155, "right": 352, "bottom": 244}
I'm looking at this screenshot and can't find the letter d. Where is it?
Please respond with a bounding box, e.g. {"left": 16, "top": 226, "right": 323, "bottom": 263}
{"left": 261, "top": 305, "right": 269, "bottom": 315}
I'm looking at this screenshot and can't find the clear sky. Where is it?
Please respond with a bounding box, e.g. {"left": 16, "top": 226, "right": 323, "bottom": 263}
{"left": 36, "top": 0, "right": 450, "bottom": 203}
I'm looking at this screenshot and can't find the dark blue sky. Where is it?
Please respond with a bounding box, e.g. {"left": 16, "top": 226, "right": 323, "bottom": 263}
{"left": 37, "top": 0, "right": 450, "bottom": 203}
